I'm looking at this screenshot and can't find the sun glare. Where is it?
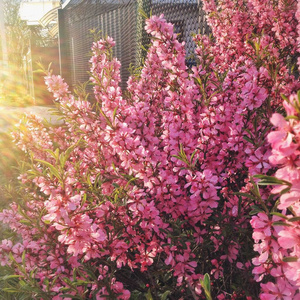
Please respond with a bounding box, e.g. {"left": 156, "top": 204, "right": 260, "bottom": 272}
{"left": 0, "top": 0, "right": 61, "bottom": 109}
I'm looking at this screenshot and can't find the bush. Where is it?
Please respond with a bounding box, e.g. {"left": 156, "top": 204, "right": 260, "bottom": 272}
{"left": 0, "top": 1, "right": 299, "bottom": 299}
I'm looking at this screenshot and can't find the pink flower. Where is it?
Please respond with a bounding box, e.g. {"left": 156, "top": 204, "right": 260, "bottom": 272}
{"left": 261, "top": 279, "right": 294, "bottom": 300}
{"left": 278, "top": 228, "right": 300, "bottom": 249}
{"left": 251, "top": 213, "right": 273, "bottom": 239}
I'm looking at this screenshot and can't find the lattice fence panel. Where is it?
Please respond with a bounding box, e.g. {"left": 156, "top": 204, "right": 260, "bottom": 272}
{"left": 60, "top": 0, "right": 209, "bottom": 90}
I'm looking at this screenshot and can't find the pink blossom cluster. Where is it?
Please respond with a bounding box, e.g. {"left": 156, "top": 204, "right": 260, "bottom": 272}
{"left": 297, "top": 0, "right": 300, "bottom": 71}
{"left": 251, "top": 94, "right": 300, "bottom": 299}
{"left": 202, "top": 0, "right": 298, "bottom": 72}
{"left": 0, "top": 0, "right": 299, "bottom": 298}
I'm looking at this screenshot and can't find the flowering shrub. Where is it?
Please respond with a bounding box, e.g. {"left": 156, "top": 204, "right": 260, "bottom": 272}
{"left": 0, "top": 0, "right": 299, "bottom": 299}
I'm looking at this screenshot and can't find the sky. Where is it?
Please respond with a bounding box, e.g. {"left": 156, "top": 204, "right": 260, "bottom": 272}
{"left": 19, "top": 0, "right": 60, "bottom": 25}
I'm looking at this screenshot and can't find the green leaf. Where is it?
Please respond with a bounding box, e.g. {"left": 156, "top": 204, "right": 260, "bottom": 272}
{"left": 73, "top": 268, "right": 77, "bottom": 282}
{"left": 73, "top": 280, "right": 91, "bottom": 286}
{"left": 44, "top": 149, "right": 59, "bottom": 161}
{"left": 98, "top": 106, "right": 114, "bottom": 129}
{"left": 243, "top": 135, "right": 254, "bottom": 145}
{"left": 250, "top": 178, "right": 261, "bottom": 198}
{"left": 247, "top": 39, "right": 255, "bottom": 50}
{"left": 179, "top": 144, "right": 187, "bottom": 160}
{"left": 62, "top": 277, "right": 72, "bottom": 285}
{"left": 145, "top": 289, "right": 153, "bottom": 300}
{"left": 113, "top": 106, "right": 118, "bottom": 123}
{"left": 0, "top": 274, "right": 23, "bottom": 280}
{"left": 47, "top": 62, "right": 53, "bottom": 73}
{"left": 254, "top": 175, "right": 291, "bottom": 186}
{"left": 190, "top": 149, "right": 197, "bottom": 164}
{"left": 282, "top": 256, "right": 298, "bottom": 262}
{"left": 273, "top": 221, "right": 292, "bottom": 227}
{"left": 200, "top": 273, "right": 212, "bottom": 300}
{"left": 22, "top": 250, "right": 26, "bottom": 266}
{"left": 270, "top": 212, "right": 288, "bottom": 219}
{"left": 19, "top": 280, "right": 26, "bottom": 287}
{"left": 65, "top": 139, "right": 82, "bottom": 159}
{"left": 125, "top": 177, "right": 136, "bottom": 190}
{"left": 234, "top": 192, "right": 256, "bottom": 201}
{"left": 280, "top": 187, "right": 291, "bottom": 195}
{"left": 111, "top": 162, "right": 118, "bottom": 173}
{"left": 172, "top": 155, "right": 184, "bottom": 161}
{"left": 2, "top": 288, "right": 19, "bottom": 293}
{"left": 288, "top": 216, "right": 300, "bottom": 222}
{"left": 285, "top": 115, "right": 299, "bottom": 120}
{"left": 19, "top": 219, "right": 32, "bottom": 226}
{"left": 9, "top": 252, "right": 17, "bottom": 264}
{"left": 161, "top": 290, "right": 171, "bottom": 300}
{"left": 249, "top": 205, "right": 264, "bottom": 215}
{"left": 203, "top": 273, "right": 211, "bottom": 293}
{"left": 33, "top": 68, "right": 46, "bottom": 74}
{"left": 60, "top": 139, "right": 82, "bottom": 168}
{"left": 138, "top": 8, "right": 150, "bottom": 19}
{"left": 35, "top": 159, "right": 62, "bottom": 182}
{"left": 81, "top": 193, "right": 87, "bottom": 206}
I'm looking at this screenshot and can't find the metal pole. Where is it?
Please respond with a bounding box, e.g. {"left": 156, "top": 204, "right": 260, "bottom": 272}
{"left": 0, "top": 0, "right": 8, "bottom": 79}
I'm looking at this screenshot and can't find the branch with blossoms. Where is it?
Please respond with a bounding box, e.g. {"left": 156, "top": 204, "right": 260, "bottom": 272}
{"left": 251, "top": 93, "right": 300, "bottom": 299}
